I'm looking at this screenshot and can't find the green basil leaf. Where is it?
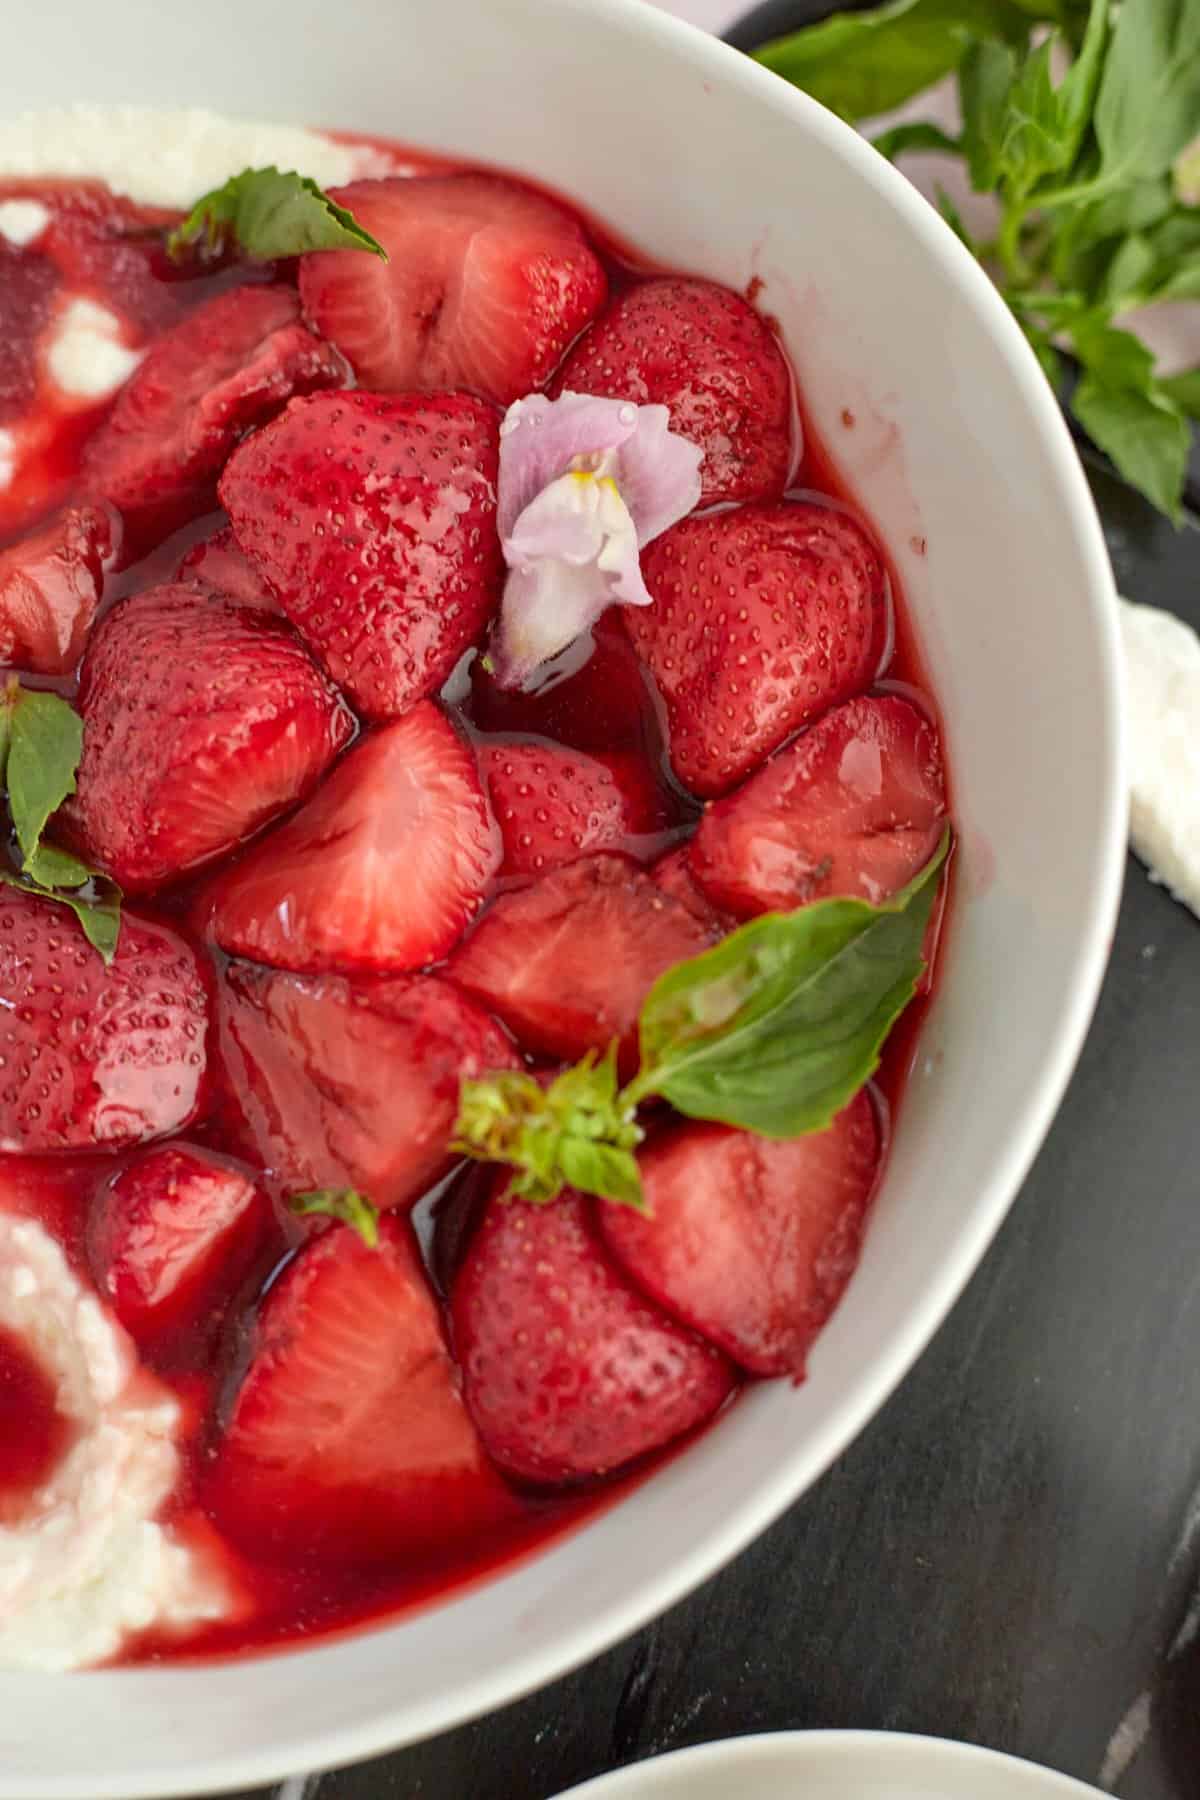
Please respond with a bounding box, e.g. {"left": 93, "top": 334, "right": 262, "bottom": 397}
{"left": 167, "top": 166, "right": 386, "bottom": 264}
{"left": 873, "top": 121, "right": 963, "bottom": 161}
{"left": 6, "top": 688, "right": 83, "bottom": 866}
{"left": 633, "top": 832, "right": 951, "bottom": 1138}
{"left": 1000, "top": 40, "right": 1070, "bottom": 194}
{"left": 1177, "top": 133, "right": 1200, "bottom": 204}
{"left": 1096, "top": 232, "right": 1160, "bottom": 308}
{"left": 0, "top": 871, "right": 122, "bottom": 965}
{"left": 1094, "top": 0, "right": 1200, "bottom": 187}
{"left": 1160, "top": 367, "right": 1200, "bottom": 420}
{"left": 1053, "top": 0, "right": 1109, "bottom": 168}
{"left": 288, "top": 1188, "right": 381, "bottom": 1247}
{"left": 959, "top": 38, "right": 1018, "bottom": 190}
{"left": 558, "top": 1140, "right": 646, "bottom": 1212}
{"left": 23, "top": 841, "right": 93, "bottom": 889}
{"left": 1067, "top": 323, "right": 1190, "bottom": 521}
{"left": 1146, "top": 253, "right": 1200, "bottom": 304}
{"left": 753, "top": 0, "right": 1030, "bottom": 124}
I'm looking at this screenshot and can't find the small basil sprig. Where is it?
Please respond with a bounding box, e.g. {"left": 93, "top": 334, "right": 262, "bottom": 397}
{"left": 753, "top": 0, "right": 1200, "bottom": 522}
{"left": 166, "top": 166, "right": 387, "bottom": 264}
{"left": 454, "top": 831, "right": 950, "bottom": 1211}
{"left": 288, "top": 1187, "right": 382, "bottom": 1247}
{"left": 0, "top": 681, "right": 121, "bottom": 962}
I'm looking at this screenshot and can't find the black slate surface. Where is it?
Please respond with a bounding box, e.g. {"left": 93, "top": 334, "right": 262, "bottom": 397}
{"left": 204, "top": 15, "right": 1200, "bottom": 1799}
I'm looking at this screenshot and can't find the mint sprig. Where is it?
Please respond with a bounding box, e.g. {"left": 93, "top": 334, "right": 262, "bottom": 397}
{"left": 754, "top": 0, "right": 1200, "bottom": 521}
{"left": 454, "top": 832, "right": 950, "bottom": 1211}
{"left": 0, "top": 681, "right": 121, "bottom": 963}
{"left": 166, "top": 167, "right": 387, "bottom": 265}
{"left": 288, "top": 1188, "right": 382, "bottom": 1247}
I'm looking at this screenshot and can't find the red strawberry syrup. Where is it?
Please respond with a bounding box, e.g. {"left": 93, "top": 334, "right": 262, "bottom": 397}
{"left": 0, "top": 128, "right": 952, "bottom": 1666}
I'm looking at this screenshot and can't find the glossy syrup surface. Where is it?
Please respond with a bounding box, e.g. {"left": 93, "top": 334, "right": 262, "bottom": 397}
{"left": 0, "top": 128, "right": 951, "bottom": 1666}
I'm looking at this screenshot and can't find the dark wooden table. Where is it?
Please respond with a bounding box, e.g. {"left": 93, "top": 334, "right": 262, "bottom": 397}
{"left": 211, "top": 13, "right": 1200, "bottom": 1796}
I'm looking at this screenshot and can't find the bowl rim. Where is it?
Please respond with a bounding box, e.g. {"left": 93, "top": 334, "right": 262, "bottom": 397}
{"left": 2, "top": 1, "right": 1125, "bottom": 1791}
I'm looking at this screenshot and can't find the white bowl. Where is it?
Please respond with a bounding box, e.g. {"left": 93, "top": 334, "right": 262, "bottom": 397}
{"left": 550, "top": 1731, "right": 1106, "bottom": 1798}
{"left": 0, "top": 0, "right": 1123, "bottom": 1793}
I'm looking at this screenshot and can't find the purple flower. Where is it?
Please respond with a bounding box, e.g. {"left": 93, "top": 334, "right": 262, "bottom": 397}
{"left": 487, "top": 391, "right": 703, "bottom": 688}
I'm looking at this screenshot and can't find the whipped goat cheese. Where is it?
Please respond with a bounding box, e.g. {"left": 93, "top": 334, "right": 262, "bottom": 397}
{"left": 1120, "top": 596, "right": 1200, "bottom": 919}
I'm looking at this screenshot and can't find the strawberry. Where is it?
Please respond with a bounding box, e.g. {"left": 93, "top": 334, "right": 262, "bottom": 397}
{"left": 600, "top": 1095, "right": 881, "bottom": 1379}
{"left": 450, "top": 852, "right": 717, "bottom": 1065}
{"left": 208, "top": 1214, "right": 515, "bottom": 1564}
{"left": 451, "top": 1186, "right": 735, "bottom": 1484}
{"left": 220, "top": 390, "right": 503, "bottom": 721}
{"left": 204, "top": 703, "right": 499, "bottom": 973}
{"left": 0, "top": 501, "right": 119, "bottom": 674}
{"left": 479, "top": 737, "right": 667, "bottom": 879}
{"left": 629, "top": 500, "right": 889, "bottom": 797}
{"left": 469, "top": 614, "right": 665, "bottom": 756}
{"left": 216, "top": 962, "right": 518, "bottom": 1210}
{"left": 551, "top": 277, "right": 793, "bottom": 505}
{"left": 0, "top": 239, "right": 58, "bottom": 422}
{"left": 88, "top": 1144, "right": 269, "bottom": 1349}
{"left": 67, "top": 584, "right": 353, "bottom": 893}
{"left": 2, "top": 180, "right": 187, "bottom": 338}
{"left": 689, "top": 694, "right": 948, "bottom": 918}
{"left": 0, "top": 888, "right": 211, "bottom": 1154}
{"left": 298, "top": 173, "right": 606, "bottom": 405}
{"left": 175, "top": 523, "right": 281, "bottom": 612}
{"left": 81, "top": 283, "right": 346, "bottom": 533}
{"left": 648, "top": 844, "right": 734, "bottom": 934}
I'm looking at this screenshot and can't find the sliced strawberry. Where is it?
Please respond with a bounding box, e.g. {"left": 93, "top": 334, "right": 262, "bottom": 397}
{"left": 469, "top": 614, "right": 665, "bottom": 756}
{"left": 221, "top": 389, "right": 502, "bottom": 721}
{"left": 600, "top": 1096, "right": 880, "bottom": 1379}
{"left": 4, "top": 180, "right": 187, "bottom": 338}
{"left": 81, "top": 283, "right": 346, "bottom": 533}
{"left": 452, "top": 1186, "right": 735, "bottom": 1485}
{"left": 0, "top": 889, "right": 211, "bottom": 1154}
{"left": 690, "top": 694, "right": 948, "bottom": 917}
{"left": 175, "top": 523, "right": 281, "bottom": 612}
{"left": 0, "top": 501, "right": 119, "bottom": 674}
{"left": 552, "top": 277, "right": 793, "bottom": 505}
{"left": 208, "top": 1214, "right": 515, "bottom": 1564}
{"left": 631, "top": 500, "right": 889, "bottom": 797}
{"left": 450, "top": 852, "right": 717, "bottom": 1064}
{"left": 67, "top": 584, "right": 353, "bottom": 892}
{"left": 204, "top": 703, "right": 498, "bottom": 973}
{"left": 479, "top": 737, "right": 667, "bottom": 879}
{"left": 88, "top": 1144, "right": 269, "bottom": 1349}
{"left": 216, "top": 963, "right": 518, "bottom": 1210}
{"left": 298, "top": 173, "right": 606, "bottom": 405}
{"left": 0, "top": 239, "right": 58, "bottom": 422}
{"left": 649, "top": 844, "right": 734, "bottom": 934}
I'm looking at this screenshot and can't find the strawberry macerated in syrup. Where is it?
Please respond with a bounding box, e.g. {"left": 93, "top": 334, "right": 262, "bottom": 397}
{"left": 479, "top": 737, "right": 667, "bottom": 879}
{"left": 0, "top": 889, "right": 211, "bottom": 1155}
{"left": 220, "top": 389, "right": 503, "bottom": 721}
{"left": 216, "top": 962, "right": 519, "bottom": 1211}
{"left": 689, "top": 693, "right": 948, "bottom": 918}
{"left": 0, "top": 501, "right": 119, "bottom": 673}
{"left": 82, "top": 283, "right": 346, "bottom": 535}
{"left": 552, "top": 276, "right": 793, "bottom": 506}
{"left": 208, "top": 1214, "right": 516, "bottom": 1564}
{"left": 204, "top": 703, "right": 499, "bottom": 973}
{"left": 298, "top": 173, "right": 607, "bottom": 405}
{"left": 600, "top": 1096, "right": 881, "bottom": 1379}
{"left": 0, "top": 239, "right": 58, "bottom": 422}
{"left": 450, "top": 851, "right": 718, "bottom": 1066}
{"left": 629, "top": 500, "right": 889, "bottom": 798}
{"left": 174, "top": 524, "right": 281, "bottom": 613}
{"left": 66, "top": 584, "right": 354, "bottom": 893}
{"left": 469, "top": 616, "right": 666, "bottom": 758}
{"left": 452, "top": 1185, "right": 736, "bottom": 1485}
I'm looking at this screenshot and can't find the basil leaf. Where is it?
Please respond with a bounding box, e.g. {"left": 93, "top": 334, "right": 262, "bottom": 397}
{"left": 167, "top": 167, "right": 386, "bottom": 264}
{"left": 753, "top": 0, "right": 1030, "bottom": 124}
{"left": 959, "top": 39, "right": 1018, "bottom": 190}
{"left": 1001, "top": 41, "right": 1070, "bottom": 194}
{"left": 1094, "top": 0, "right": 1200, "bottom": 187}
{"left": 1161, "top": 367, "right": 1200, "bottom": 420}
{"left": 1068, "top": 318, "right": 1189, "bottom": 520}
{"left": 632, "top": 832, "right": 950, "bottom": 1138}
{"left": 873, "top": 121, "right": 962, "bottom": 160}
{"left": 23, "top": 841, "right": 93, "bottom": 888}
{"left": 0, "top": 870, "right": 121, "bottom": 965}
{"left": 1054, "top": 0, "right": 1109, "bottom": 168}
{"left": 6, "top": 688, "right": 82, "bottom": 867}
{"left": 289, "top": 1188, "right": 381, "bottom": 1247}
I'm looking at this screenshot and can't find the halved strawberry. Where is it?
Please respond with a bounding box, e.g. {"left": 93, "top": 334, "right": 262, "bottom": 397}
{"left": 81, "top": 283, "right": 346, "bottom": 533}
{"left": 452, "top": 1185, "right": 736, "bottom": 1485}
{"left": 450, "top": 852, "right": 717, "bottom": 1064}
{"left": 469, "top": 614, "right": 665, "bottom": 756}
{"left": 298, "top": 173, "right": 606, "bottom": 405}
{"left": 0, "top": 888, "right": 211, "bottom": 1154}
{"left": 600, "top": 1096, "right": 881, "bottom": 1379}
{"left": 204, "top": 703, "right": 498, "bottom": 972}
{"left": 221, "top": 390, "right": 502, "bottom": 721}
{"left": 0, "top": 238, "right": 58, "bottom": 421}
{"left": 208, "top": 1214, "right": 515, "bottom": 1564}
{"left": 551, "top": 277, "right": 793, "bottom": 505}
{"left": 67, "top": 584, "right": 353, "bottom": 892}
{"left": 88, "top": 1144, "right": 269, "bottom": 1349}
{"left": 689, "top": 695, "right": 947, "bottom": 917}
{"left": 648, "top": 844, "right": 734, "bottom": 935}
{"left": 216, "top": 962, "right": 518, "bottom": 1210}
{"left": 630, "top": 500, "right": 889, "bottom": 797}
{"left": 175, "top": 523, "right": 281, "bottom": 612}
{"left": 0, "top": 501, "right": 119, "bottom": 673}
{"left": 480, "top": 737, "right": 667, "bottom": 879}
